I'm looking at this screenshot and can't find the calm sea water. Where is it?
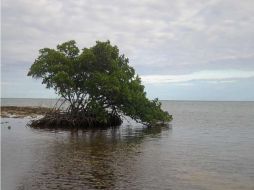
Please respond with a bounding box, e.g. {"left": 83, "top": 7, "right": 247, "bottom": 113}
{"left": 1, "top": 99, "right": 254, "bottom": 190}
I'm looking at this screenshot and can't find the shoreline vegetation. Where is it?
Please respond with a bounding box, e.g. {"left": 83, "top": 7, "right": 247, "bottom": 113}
{"left": 25, "top": 40, "right": 172, "bottom": 128}
{"left": 0, "top": 106, "right": 171, "bottom": 128}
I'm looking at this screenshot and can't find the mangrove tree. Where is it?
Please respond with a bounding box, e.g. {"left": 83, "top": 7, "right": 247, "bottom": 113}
{"left": 28, "top": 40, "right": 172, "bottom": 127}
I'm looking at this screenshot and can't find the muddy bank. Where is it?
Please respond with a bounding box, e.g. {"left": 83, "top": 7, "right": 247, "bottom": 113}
{"left": 0, "top": 106, "right": 52, "bottom": 118}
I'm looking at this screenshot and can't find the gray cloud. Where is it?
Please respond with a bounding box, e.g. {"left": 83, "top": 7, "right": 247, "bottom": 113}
{"left": 141, "top": 70, "right": 254, "bottom": 84}
{"left": 2, "top": 0, "right": 254, "bottom": 98}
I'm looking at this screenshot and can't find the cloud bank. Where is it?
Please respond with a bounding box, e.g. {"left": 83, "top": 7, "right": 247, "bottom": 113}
{"left": 141, "top": 70, "right": 254, "bottom": 84}
{"left": 2, "top": 0, "right": 254, "bottom": 100}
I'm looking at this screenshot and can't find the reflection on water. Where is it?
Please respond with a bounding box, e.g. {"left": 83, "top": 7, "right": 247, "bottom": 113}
{"left": 2, "top": 101, "right": 254, "bottom": 190}
{"left": 2, "top": 119, "right": 171, "bottom": 190}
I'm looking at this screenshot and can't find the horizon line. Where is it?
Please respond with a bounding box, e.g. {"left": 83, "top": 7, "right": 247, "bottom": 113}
{"left": 1, "top": 97, "right": 253, "bottom": 102}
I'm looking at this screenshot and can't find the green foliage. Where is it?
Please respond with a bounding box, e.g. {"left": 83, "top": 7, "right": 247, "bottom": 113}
{"left": 28, "top": 40, "right": 172, "bottom": 126}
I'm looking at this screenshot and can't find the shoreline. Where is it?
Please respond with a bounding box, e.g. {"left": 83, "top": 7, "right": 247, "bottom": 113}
{"left": 0, "top": 106, "right": 52, "bottom": 118}
{"left": 1, "top": 106, "right": 123, "bottom": 128}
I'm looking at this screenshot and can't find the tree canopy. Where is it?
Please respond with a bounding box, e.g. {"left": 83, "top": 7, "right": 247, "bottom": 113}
{"left": 28, "top": 40, "right": 172, "bottom": 126}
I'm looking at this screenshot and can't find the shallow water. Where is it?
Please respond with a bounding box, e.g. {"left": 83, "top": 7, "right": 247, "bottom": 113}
{"left": 2, "top": 100, "right": 254, "bottom": 190}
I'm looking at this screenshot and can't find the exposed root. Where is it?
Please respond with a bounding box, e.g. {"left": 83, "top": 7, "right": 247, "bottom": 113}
{"left": 28, "top": 112, "right": 122, "bottom": 128}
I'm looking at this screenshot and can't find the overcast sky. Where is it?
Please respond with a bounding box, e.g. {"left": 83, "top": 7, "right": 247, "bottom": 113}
{"left": 2, "top": 0, "right": 254, "bottom": 100}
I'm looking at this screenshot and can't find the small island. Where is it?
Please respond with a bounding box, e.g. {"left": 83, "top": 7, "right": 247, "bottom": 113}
{"left": 27, "top": 40, "right": 172, "bottom": 128}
